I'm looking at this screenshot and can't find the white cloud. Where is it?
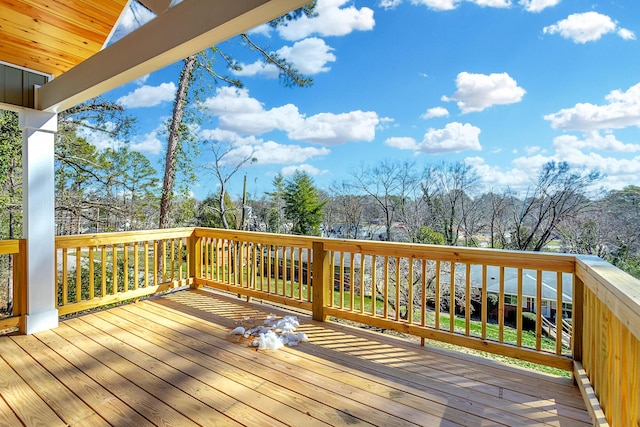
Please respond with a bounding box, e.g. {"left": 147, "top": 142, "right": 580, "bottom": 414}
{"left": 110, "top": 2, "right": 155, "bottom": 43}
{"left": 618, "top": 28, "right": 637, "bottom": 41}
{"left": 200, "top": 87, "right": 264, "bottom": 115}
{"left": 473, "top": 0, "right": 511, "bottom": 7}
{"left": 552, "top": 132, "right": 640, "bottom": 153}
{"left": 200, "top": 87, "right": 380, "bottom": 145}
{"left": 385, "top": 137, "right": 418, "bottom": 150}
{"left": 386, "top": 122, "right": 482, "bottom": 154}
{"left": 525, "top": 145, "right": 542, "bottom": 155}
{"left": 408, "top": 0, "right": 510, "bottom": 10}
{"left": 200, "top": 128, "right": 330, "bottom": 166}
{"left": 281, "top": 164, "right": 328, "bottom": 176}
{"left": 410, "top": 0, "right": 459, "bottom": 10}
{"left": 232, "top": 61, "right": 280, "bottom": 79}
{"left": 76, "top": 121, "right": 124, "bottom": 151}
{"left": 278, "top": 0, "right": 375, "bottom": 41}
{"left": 466, "top": 156, "right": 531, "bottom": 192}
{"left": 248, "top": 23, "right": 272, "bottom": 37}
{"left": 135, "top": 74, "right": 150, "bottom": 85}
{"left": 379, "top": 0, "right": 402, "bottom": 9}
{"left": 518, "top": 0, "right": 559, "bottom": 13}
{"left": 288, "top": 111, "right": 379, "bottom": 145}
{"left": 130, "top": 129, "right": 163, "bottom": 155}
{"left": 421, "top": 107, "right": 450, "bottom": 119}
{"left": 116, "top": 82, "right": 176, "bottom": 108}
{"left": 544, "top": 82, "right": 640, "bottom": 131}
{"left": 443, "top": 72, "right": 526, "bottom": 113}
{"left": 254, "top": 142, "right": 330, "bottom": 164}
{"left": 420, "top": 122, "right": 482, "bottom": 153}
{"left": 278, "top": 38, "right": 337, "bottom": 74}
{"left": 543, "top": 12, "right": 635, "bottom": 44}
{"left": 234, "top": 38, "right": 336, "bottom": 78}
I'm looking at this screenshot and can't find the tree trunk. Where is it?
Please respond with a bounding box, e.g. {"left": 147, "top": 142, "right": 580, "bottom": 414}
{"left": 158, "top": 54, "right": 197, "bottom": 230}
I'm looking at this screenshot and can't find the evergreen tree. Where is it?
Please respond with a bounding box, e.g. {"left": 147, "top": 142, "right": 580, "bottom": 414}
{"left": 283, "top": 171, "right": 325, "bottom": 236}
{"left": 0, "top": 111, "right": 21, "bottom": 239}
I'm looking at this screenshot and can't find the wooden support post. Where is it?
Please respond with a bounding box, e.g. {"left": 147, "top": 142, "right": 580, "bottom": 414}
{"left": 15, "top": 239, "right": 27, "bottom": 334}
{"left": 573, "top": 274, "right": 584, "bottom": 364}
{"left": 312, "top": 241, "right": 330, "bottom": 322}
{"left": 187, "top": 230, "right": 202, "bottom": 289}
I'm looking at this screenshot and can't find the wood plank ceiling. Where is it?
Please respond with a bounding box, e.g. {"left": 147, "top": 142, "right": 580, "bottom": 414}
{"left": 0, "top": 0, "right": 130, "bottom": 77}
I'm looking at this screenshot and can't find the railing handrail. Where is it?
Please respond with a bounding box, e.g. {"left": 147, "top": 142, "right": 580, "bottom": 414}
{"left": 55, "top": 227, "right": 195, "bottom": 249}
{"left": 575, "top": 254, "right": 640, "bottom": 342}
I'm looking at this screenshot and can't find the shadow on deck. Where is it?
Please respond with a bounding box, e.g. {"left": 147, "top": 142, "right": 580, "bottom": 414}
{"left": 0, "top": 288, "right": 590, "bottom": 426}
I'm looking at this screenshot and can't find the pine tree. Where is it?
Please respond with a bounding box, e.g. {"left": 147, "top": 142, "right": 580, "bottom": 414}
{"left": 283, "top": 171, "right": 325, "bottom": 236}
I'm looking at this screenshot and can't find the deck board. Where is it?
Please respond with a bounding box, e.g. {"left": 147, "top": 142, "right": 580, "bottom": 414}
{"left": 0, "top": 288, "right": 591, "bottom": 426}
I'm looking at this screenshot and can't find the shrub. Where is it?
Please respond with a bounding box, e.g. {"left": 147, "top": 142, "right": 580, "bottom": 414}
{"left": 522, "top": 312, "right": 537, "bottom": 331}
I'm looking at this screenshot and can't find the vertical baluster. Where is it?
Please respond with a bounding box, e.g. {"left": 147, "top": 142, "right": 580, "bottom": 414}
{"left": 273, "top": 246, "right": 280, "bottom": 294}
{"left": 162, "top": 240, "right": 168, "bottom": 283}
{"left": 88, "top": 247, "right": 95, "bottom": 301}
{"left": 289, "top": 247, "right": 295, "bottom": 298}
{"left": 123, "top": 243, "right": 129, "bottom": 293}
{"left": 339, "top": 251, "right": 345, "bottom": 309}
{"left": 435, "top": 260, "right": 441, "bottom": 330}
{"left": 101, "top": 245, "right": 107, "bottom": 297}
{"left": 498, "top": 266, "right": 505, "bottom": 342}
{"left": 298, "top": 247, "right": 303, "bottom": 300}
{"left": 481, "top": 264, "right": 487, "bottom": 340}
{"left": 112, "top": 244, "right": 118, "bottom": 294}
{"left": 394, "top": 257, "right": 400, "bottom": 321}
{"left": 371, "top": 255, "right": 377, "bottom": 317}
{"left": 62, "top": 248, "right": 68, "bottom": 306}
{"left": 178, "top": 239, "right": 183, "bottom": 280}
{"left": 517, "top": 268, "right": 523, "bottom": 347}
{"left": 407, "top": 257, "right": 414, "bottom": 324}
{"left": 421, "top": 259, "right": 427, "bottom": 329}
{"left": 449, "top": 262, "right": 455, "bottom": 333}
{"left": 267, "top": 245, "right": 272, "bottom": 293}
{"left": 556, "top": 271, "right": 563, "bottom": 355}
{"left": 281, "top": 246, "right": 287, "bottom": 296}
{"left": 381, "top": 256, "right": 388, "bottom": 318}
{"left": 535, "top": 270, "right": 543, "bottom": 351}
{"left": 306, "top": 248, "right": 312, "bottom": 302}
{"left": 170, "top": 239, "right": 175, "bottom": 281}
{"left": 75, "top": 248, "right": 81, "bottom": 303}
{"left": 359, "top": 253, "right": 365, "bottom": 313}
{"left": 144, "top": 241, "right": 149, "bottom": 288}
{"left": 465, "top": 263, "right": 471, "bottom": 336}
{"left": 349, "top": 253, "right": 355, "bottom": 311}
{"left": 133, "top": 242, "right": 139, "bottom": 290}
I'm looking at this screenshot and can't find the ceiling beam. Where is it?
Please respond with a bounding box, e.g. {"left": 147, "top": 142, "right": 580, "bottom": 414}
{"left": 36, "top": 0, "right": 307, "bottom": 113}
{"left": 137, "top": 0, "right": 172, "bottom": 15}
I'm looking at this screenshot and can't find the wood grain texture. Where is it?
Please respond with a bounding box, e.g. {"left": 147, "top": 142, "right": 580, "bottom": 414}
{"left": 0, "top": 288, "right": 592, "bottom": 426}
{"left": 0, "top": 0, "right": 128, "bottom": 75}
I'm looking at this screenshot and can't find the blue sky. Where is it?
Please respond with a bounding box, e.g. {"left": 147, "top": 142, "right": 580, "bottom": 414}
{"left": 94, "top": 0, "right": 640, "bottom": 200}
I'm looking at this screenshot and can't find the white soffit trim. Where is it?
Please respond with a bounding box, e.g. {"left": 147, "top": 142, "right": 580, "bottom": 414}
{"left": 37, "top": 0, "right": 308, "bottom": 113}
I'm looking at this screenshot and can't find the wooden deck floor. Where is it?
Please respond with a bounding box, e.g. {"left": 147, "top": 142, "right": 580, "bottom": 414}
{"left": 0, "top": 288, "right": 591, "bottom": 426}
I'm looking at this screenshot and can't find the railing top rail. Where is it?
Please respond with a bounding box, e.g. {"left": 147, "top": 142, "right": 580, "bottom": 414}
{"left": 321, "top": 238, "right": 576, "bottom": 272}
{"left": 193, "top": 228, "right": 576, "bottom": 271}
{"left": 194, "top": 228, "right": 315, "bottom": 248}
{"left": 576, "top": 255, "right": 640, "bottom": 342}
{"left": 55, "top": 227, "right": 195, "bottom": 249}
{"left": 0, "top": 239, "right": 23, "bottom": 255}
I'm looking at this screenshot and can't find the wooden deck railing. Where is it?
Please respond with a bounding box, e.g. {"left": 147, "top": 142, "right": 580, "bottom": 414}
{"left": 3, "top": 227, "right": 638, "bottom": 425}
{"left": 55, "top": 228, "right": 194, "bottom": 316}
{"left": 194, "top": 229, "right": 574, "bottom": 370}
{"left": 574, "top": 255, "right": 640, "bottom": 426}
{"left": 0, "top": 239, "right": 26, "bottom": 332}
